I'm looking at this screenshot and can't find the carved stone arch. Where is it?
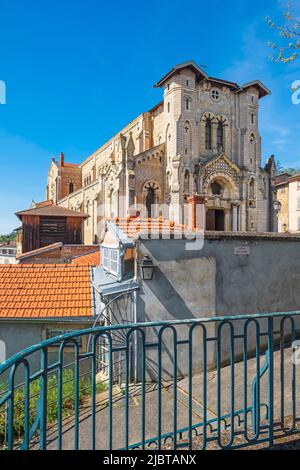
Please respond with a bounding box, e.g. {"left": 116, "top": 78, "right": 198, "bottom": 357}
{"left": 201, "top": 111, "right": 216, "bottom": 122}
{"left": 216, "top": 114, "right": 229, "bottom": 125}
{"left": 203, "top": 171, "right": 239, "bottom": 200}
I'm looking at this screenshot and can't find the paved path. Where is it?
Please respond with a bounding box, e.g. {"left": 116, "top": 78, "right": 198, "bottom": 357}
{"left": 37, "top": 346, "right": 299, "bottom": 450}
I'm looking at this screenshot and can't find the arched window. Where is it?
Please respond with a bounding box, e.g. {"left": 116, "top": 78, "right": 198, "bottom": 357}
{"left": 211, "top": 181, "right": 222, "bottom": 196}
{"left": 217, "top": 122, "right": 224, "bottom": 152}
{"left": 205, "top": 119, "right": 212, "bottom": 150}
{"left": 249, "top": 179, "right": 255, "bottom": 200}
{"left": 68, "top": 181, "right": 74, "bottom": 194}
{"left": 184, "top": 170, "right": 190, "bottom": 194}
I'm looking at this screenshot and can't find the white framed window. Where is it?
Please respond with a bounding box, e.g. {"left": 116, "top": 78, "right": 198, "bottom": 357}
{"left": 101, "top": 247, "right": 119, "bottom": 277}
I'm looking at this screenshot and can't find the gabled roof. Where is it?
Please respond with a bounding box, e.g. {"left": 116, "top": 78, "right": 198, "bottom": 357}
{"left": 16, "top": 202, "right": 88, "bottom": 220}
{"left": 154, "top": 61, "right": 270, "bottom": 99}
{"left": 17, "top": 243, "right": 63, "bottom": 261}
{"left": 0, "top": 265, "right": 93, "bottom": 319}
{"left": 154, "top": 61, "right": 209, "bottom": 88}
{"left": 238, "top": 80, "right": 271, "bottom": 98}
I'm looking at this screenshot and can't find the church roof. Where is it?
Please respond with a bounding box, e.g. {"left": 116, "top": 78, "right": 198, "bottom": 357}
{"left": 154, "top": 61, "right": 270, "bottom": 98}
{"left": 154, "top": 61, "right": 209, "bottom": 88}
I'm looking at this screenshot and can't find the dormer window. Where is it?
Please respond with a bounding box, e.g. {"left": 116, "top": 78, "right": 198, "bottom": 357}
{"left": 102, "top": 247, "right": 119, "bottom": 277}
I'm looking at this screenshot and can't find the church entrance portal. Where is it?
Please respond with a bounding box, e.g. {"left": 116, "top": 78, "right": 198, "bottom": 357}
{"left": 206, "top": 209, "right": 225, "bottom": 231}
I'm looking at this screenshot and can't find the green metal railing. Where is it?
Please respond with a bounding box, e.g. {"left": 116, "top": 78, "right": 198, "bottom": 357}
{"left": 0, "top": 311, "right": 299, "bottom": 450}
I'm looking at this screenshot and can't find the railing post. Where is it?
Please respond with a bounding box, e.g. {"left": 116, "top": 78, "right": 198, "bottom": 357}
{"left": 267, "top": 317, "right": 274, "bottom": 447}
{"left": 39, "top": 347, "right": 48, "bottom": 450}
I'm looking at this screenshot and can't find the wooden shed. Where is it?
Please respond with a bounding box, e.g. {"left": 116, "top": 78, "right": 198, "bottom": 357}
{"left": 16, "top": 201, "right": 88, "bottom": 254}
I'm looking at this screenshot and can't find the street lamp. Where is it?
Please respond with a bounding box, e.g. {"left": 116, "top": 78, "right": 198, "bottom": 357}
{"left": 140, "top": 255, "right": 155, "bottom": 281}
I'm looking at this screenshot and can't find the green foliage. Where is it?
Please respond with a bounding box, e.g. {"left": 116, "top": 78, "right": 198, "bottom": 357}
{"left": 266, "top": 2, "right": 300, "bottom": 63}
{"left": 0, "top": 369, "right": 106, "bottom": 446}
{"left": 0, "top": 232, "right": 16, "bottom": 243}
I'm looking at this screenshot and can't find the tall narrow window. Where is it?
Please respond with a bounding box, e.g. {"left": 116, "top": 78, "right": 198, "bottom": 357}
{"left": 184, "top": 170, "right": 190, "bottom": 194}
{"left": 167, "top": 102, "right": 170, "bottom": 113}
{"left": 68, "top": 182, "right": 74, "bottom": 194}
{"left": 205, "top": 119, "right": 212, "bottom": 150}
{"left": 185, "top": 98, "right": 190, "bottom": 111}
{"left": 217, "top": 122, "right": 224, "bottom": 151}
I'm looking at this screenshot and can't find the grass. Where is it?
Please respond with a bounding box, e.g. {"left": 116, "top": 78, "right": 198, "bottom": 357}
{"left": 0, "top": 369, "right": 107, "bottom": 447}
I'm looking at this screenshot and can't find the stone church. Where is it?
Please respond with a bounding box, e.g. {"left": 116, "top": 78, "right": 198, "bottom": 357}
{"left": 46, "top": 61, "right": 277, "bottom": 245}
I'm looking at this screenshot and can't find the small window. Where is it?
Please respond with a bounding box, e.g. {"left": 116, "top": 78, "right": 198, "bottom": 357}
{"left": 186, "top": 79, "right": 190, "bottom": 86}
{"left": 167, "top": 102, "right": 170, "bottom": 113}
{"left": 69, "top": 182, "right": 74, "bottom": 194}
{"left": 185, "top": 98, "right": 190, "bottom": 111}
{"left": 101, "top": 247, "right": 119, "bottom": 277}
{"left": 211, "top": 89, "right": 220, "bottom": 102}
{"left": 251, "top": 113, "right": 255, "bottom": 125}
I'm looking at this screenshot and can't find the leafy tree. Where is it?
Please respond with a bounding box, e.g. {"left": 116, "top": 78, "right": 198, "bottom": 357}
{"left": 0, "top": 232, "right": 16, "bottom": 243}
{"left": 267, "top": 2, "right": 300, "bottom": 63}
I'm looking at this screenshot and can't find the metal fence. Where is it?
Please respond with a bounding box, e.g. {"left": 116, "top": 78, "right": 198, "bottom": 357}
{"left": 0, "top": 311, "right": 300, "bottom": 450}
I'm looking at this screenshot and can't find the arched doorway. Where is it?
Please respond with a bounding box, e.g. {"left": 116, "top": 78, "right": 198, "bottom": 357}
{"left": 142, "top": 181, "right": 161, "bottom": 217}
{"left": 204, "top": 174, "right": 239, "bottom": 231}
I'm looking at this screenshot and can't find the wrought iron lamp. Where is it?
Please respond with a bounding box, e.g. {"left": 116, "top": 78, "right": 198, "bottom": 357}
{"left": 140, "top": 255, "right": 155, "bottom": 281}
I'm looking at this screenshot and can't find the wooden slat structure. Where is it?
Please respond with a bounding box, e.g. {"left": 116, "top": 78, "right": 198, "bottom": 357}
{"left": 16, "top": 201, "right": 88, "bottom": 254}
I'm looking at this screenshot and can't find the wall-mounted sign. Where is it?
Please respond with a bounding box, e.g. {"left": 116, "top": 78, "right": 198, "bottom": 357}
{"left": 234, "top": 246, "right": 250, "bottom": 256}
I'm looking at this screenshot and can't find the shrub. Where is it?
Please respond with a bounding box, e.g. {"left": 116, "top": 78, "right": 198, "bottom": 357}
{"left": 0, "top": 369, "right": 106, "bottom": 447}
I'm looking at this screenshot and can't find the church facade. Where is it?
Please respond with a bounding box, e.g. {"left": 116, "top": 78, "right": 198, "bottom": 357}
{"left": 46, "top": 61, "right": 277, "bottom": 245}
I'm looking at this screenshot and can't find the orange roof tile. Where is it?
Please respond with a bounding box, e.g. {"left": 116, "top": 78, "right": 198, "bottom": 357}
{"left": 71, "top": 250, "right": 100, "bottom": 266}
{"left": 107, "top": 217, "right": 196, "bottom": 239}
{"left": 0, "top": 265, "right": 93, "bottom": 319}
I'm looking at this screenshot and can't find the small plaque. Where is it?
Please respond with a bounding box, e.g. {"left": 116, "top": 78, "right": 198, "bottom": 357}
{"left": 234, "top": 246, "right": 250, "bottom": 256}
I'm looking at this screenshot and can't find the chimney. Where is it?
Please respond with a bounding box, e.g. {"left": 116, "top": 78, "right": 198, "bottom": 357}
{"left": 188, "top": 195, "right": 206, "bottom": 231}
{"left": 60, "top": 152, "right": 65, "bottom": 166}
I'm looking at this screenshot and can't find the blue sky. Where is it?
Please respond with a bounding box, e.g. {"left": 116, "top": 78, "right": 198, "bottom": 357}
{"left": 0, "top": 0, "right": 299, "bottom": 233}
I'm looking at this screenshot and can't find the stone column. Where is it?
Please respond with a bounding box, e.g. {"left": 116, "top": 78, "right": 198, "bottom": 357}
{"left": 188, "top": 194, "right": 206, "bottom": 231}
{"left": 231, "top": 203, "right": 238, "bottom": 232}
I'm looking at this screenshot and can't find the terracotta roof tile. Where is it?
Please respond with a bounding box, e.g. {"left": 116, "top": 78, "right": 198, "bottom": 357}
{"left": 71, "top": 250, "right": 100, "bottom": 266}
{"left": 107, "top": 217, "right": 196, "bottom": 239}
{"left": 0, "top": 265, "right": 93, "bottom": 319}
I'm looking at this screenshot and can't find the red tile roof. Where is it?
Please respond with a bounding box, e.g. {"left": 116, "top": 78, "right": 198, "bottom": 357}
{"left": 71, "top": 250, "right": 100, "bottom": 266}
{"left": 0, "top": 265, "right": 93, "bottom": 318}
{"left": 108, "top": 217, "right": 195, "bottom": 239}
